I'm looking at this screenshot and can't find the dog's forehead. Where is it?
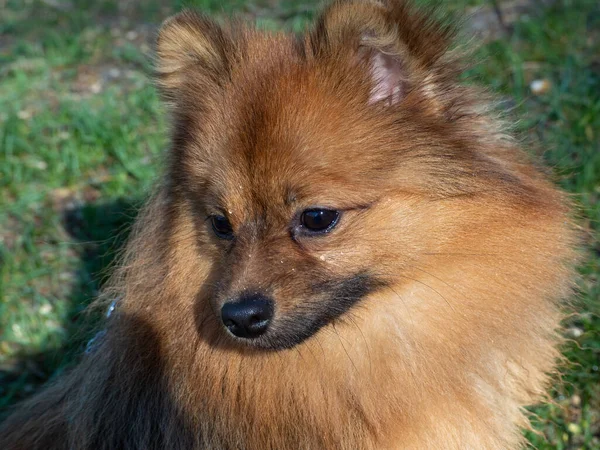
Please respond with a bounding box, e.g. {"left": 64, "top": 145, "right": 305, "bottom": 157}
{"left": 211, "top": 98, "right": 382, "bottom": 213}
{"left": 185, "top": 41, "right": 400, "bottom": 214}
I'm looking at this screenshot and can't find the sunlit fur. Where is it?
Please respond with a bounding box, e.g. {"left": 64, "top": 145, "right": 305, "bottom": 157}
{"left": 0, "top": 1, "right": 579, "bottom": 449}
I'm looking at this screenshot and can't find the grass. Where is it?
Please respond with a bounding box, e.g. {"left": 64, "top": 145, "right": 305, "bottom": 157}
{"left": 0, "top": 0, "right": 598, "bottom": 447}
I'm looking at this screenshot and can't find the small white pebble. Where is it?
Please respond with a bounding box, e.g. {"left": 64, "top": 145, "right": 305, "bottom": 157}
{"left": 12, "top": 323, "right": 23, "bottom": 338}
{"left": 89, "top": 81, "right": 102, "bottom": 94}
{"left": 31, "top": 160, "right": 48, "bottom": 170}
{"left": 530, "top": 79, "right": 551, "bottom": 95}
{"left": 17, "top": 110, "right": 32, "bottom": 120}
{"left": 39, "top": 304, "right": 53, "bottom": 315}
{"left": 567, "top": 327, "right": 584, "bottom": 338}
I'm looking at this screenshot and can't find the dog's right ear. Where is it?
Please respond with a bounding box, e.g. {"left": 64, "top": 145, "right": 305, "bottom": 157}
{"left": 155, "top": 10, "right": 237, "bottom": 98}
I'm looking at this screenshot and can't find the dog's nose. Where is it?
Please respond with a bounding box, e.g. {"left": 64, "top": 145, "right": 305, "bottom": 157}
{"left": 221, "top": 294, "right": 274, "bottom": 339}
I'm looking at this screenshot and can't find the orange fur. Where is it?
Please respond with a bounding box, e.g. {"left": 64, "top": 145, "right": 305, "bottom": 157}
{"left": 0, "top": 1, "right": 579, "bottom": 449}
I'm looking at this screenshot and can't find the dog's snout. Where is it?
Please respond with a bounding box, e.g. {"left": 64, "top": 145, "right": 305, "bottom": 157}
{"left": 221, "top": 294, "right": 274, "bottom": 339}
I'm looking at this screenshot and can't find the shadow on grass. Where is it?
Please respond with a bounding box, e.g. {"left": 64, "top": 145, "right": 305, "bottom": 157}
{"left": 0, "top": 197, "right": 141, "bottom": 419}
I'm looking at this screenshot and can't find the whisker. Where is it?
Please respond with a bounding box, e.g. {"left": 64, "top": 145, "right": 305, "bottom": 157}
{"left": 332, "top": 322, "right": 359, "bottom": 374}
{"left": 346, "top": 313, "right": 372, "bottom": 375}
{"left": 386, "top": 285, "right": 414, "bottom": 329}
{"left": 399, "top": 275, "right": 456, "bottom": 312}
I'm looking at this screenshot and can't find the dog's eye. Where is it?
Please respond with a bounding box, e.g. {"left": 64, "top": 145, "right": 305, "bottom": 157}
{"left": 300, "top": 209, "right": 340, "bottom": 234}
{"left": 211, "top": 215, "right": 234, "bottom": 239}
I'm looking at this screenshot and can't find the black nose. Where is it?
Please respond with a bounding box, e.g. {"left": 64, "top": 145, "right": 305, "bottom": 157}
{"left": 221, "top": 294, "right": 274, "bottom": 339}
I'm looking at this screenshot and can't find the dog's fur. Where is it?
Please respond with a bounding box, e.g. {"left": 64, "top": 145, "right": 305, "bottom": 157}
{"left": 0, "top": 1, "right": 579, "bottom": 448}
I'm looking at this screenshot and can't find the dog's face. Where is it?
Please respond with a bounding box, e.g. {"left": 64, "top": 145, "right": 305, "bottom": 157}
{"left": 155, "top": 4, "right": 532, "bottom": 350}
{"left": 178, "top": 74, "right": 408, "bottom": 350}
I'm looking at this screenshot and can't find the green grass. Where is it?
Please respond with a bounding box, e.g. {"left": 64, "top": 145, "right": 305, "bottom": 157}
{"left": 0, "top": 0, "right": 598, "bottom": 447}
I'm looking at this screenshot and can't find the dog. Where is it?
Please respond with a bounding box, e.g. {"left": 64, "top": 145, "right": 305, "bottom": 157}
{"left": 0, "top": 1, "right": 578, "bottom": 448}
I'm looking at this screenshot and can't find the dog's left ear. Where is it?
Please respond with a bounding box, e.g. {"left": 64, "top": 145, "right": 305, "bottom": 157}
{"left": 309, "top": 0, "right": 457, "bottom": 108}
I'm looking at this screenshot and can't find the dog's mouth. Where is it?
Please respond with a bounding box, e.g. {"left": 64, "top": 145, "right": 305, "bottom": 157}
{"left": 222, "top": 272, "right": 386, "bottom": 350}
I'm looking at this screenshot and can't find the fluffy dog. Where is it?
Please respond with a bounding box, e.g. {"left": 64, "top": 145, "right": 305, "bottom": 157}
{"left": 0, "top": 1, "right": 578, "bottom": 448}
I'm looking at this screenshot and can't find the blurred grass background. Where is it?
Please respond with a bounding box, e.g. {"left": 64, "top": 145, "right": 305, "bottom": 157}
{"left": 0, "top": 0, "right": 598, "bottom": 447}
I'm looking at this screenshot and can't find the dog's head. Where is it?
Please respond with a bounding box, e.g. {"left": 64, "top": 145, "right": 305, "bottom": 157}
{"left": 154, "top": 1, "right": 541, "bottom": 350}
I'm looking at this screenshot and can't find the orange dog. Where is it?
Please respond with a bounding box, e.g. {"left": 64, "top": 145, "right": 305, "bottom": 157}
{"left": 0, "top": 1, "right": 578, "bottom": 448}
